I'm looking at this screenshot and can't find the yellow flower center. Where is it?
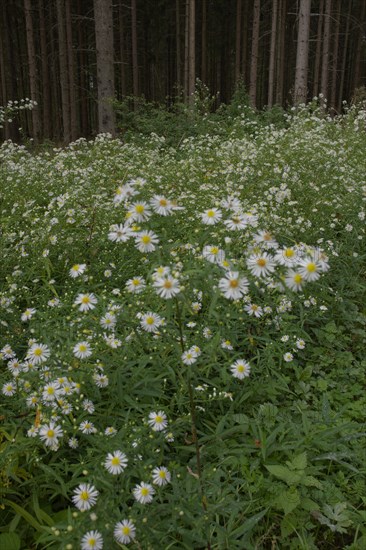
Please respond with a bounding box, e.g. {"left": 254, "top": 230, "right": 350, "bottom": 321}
{"left": 251, "top": 305, "right": 258, "bottom": 311}
{"left": 47, "top": 429, "right": 55, "bottom": 438}
{"left": 256, "top": 258, "right": 266, "bottom": 267}
{"left": 155, "top": 415, "right": 162, "bottom": 423}
{"left": 294, "top": 274, "right": 303, "bottom": 284}
{"left": 80, "top": 491, "right": 89, "bottom": 501}
{"left": 34, "top": 348, "right": 43, "bottom": 356}
{"left": 207, "top": 210, "right": 215, "bottom": 217}
{"left": 47, "top": 387, "right": 55, "bottom": 395}
{"left": 263, "top": 232, "right": 272, "bottom": 241}
{"left": 229, "top": 279, "right": 239, "bottom": 288}
{"left": 141, "top": 487, "right": 149, "bottom": 496}
{"left": 111, "top": 457, "right": 121, "bottom": 465}
{"left": 146, "top": 317, "right": 154, "bottom": 325}
{"left": 163, "top": 280, "right": 173, "bottom": 289}
{"left": 81, "top": 296, "right": 90, "bottom": 304}
{"left": 122, "top": 527, "right": 131, "bottom": 535}
{"left": 284, "top": 249, "right": 294, "bottom": 258}
{"left": 237, "top": 365, "right": 245, "bottom": 373}
{"left": 306, "top": 262, "right": 316, "bottom": 272}
{"left": 159, "top": 199, "right": 167, "bottom": 206}
{"left": 132, "top": 279, "right": 140, "bottom": 286}
{"left": 79, "top": 345, "right": 87, "bottom": 352}
{"left": 88, "top": 539, "right": 96, "bottom": 548}
{"left": 142, "top": 235, "right": 151, "bottom": 244}
{"left": 135, "top": 204, "right": 145, "bottom": 214}
{"left": 159, "top": 471, "right": 166, "bottom": 478}
{"left": 72, "top": 264, "right": 79, "bottom": 271}
{"left": 210, "top": 247, "right": 219, "bottom": 254}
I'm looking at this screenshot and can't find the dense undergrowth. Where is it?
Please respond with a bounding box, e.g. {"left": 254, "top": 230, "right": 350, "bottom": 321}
{"left": 0, "top": 100, "right": 366, "bottom": 549}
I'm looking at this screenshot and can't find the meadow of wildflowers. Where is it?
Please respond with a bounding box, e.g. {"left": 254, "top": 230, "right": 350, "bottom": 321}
{"left": 0, "top": 103, "right": 365, "bottom": 549}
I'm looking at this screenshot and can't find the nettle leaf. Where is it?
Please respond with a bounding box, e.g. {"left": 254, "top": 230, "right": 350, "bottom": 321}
{"left": 265, "top": 465, "right": 303, "bottom": 486}
{"left": 276, "top": 487, "right": 301, "bottom": 515}
{"left": 290, "top": 452, "right": 307, "bottom": 471}
{"left": 302, "top": 475, "right": 322, "bottom": 488}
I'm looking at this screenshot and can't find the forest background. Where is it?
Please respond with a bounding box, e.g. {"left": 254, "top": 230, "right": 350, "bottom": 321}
{"left": 0, "top": 0, "right": 365, "bottom": 145}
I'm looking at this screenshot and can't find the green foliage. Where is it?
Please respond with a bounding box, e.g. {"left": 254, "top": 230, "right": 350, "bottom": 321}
{"left": 0, "top": 104, "right": 366, "bottom": 549}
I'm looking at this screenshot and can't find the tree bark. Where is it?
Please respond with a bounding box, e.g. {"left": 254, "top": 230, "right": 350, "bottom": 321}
{"left": 57, "top": 0, "right": 71, "bottom": 143}
{"left": 201, "top": 0, "right": 207, "bottom": 84}
{"left": 294, "top": 0, "right": 311, "bottom": 105}
{"left": 249, "top": 0, "right": 260, "bottom": 108}
{"left": 38, "top": 0, "right": 51, "bottom": 139}
{"left": 24, "top": 0, "right": 40, "bottom": 141}
{"left": 330, "top": 0, "right": 341, "bottom": 111}
{"left": 184, "top": 0, "right": 189, "bottom": 100}
{"left": 188, "top": 0, "right": 195, "bottom": 105}
{"left": 65, "top": 0, "right": 78, "bottom": 140}
{"left": 338, "top": 0, "right": 352, "bottom": 111}
{"left": 94, "top": 0, "right": 115, "bottom": 134}
{"left": 131, "top": 0, "right": 138, "bottom": 100}
{"left": 313, "top": 0, "right": 324, "bottom": 97}
{"left": 235, "top": 0, "right": 242, "bottom": 85}
{"left": 268, "top": 0, "right": 278, "bottom": 106}
{"left": 320, "top": 0, "right": 332, "bottom": 105}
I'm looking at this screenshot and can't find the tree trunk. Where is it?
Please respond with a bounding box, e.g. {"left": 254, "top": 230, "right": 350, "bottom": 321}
{"left": 38, "top": 0, "right": 51, "bottom": 139}
{"left": 320, "top": 0, "right": 332, "bottom": 105}
{"left": 24, "top": 0, "right": 40, "bottom": 141}
{"left": 119, "top": 2, "right": 127, "bottom": 97}
{"left": 268, "top": 0, "right": 278, "bottom": 106}
{"left": 176, "top": 0, "right": 181, "bottom": 89}
{"left": 313, "top": 0, "right": 324, "bottom": 97}
{"left": 330, "top": 0, "right": 341, "bottom": 111}
{"left": 353, "top": 0, "right": 366, "bottom": 91}
{"left": 235, "top": 0, "right": 242, "bottom": 84}
{"left": 201, "top": 0, "right": 207, "bottom": 84}
{"left": 94, "top": 0, "right": 115, "bottom": 134}
{"left": 131, "top": 0, "right": 138, "bottom": 100}
{"left": 241, "top": 0, "right": 248, "bottom": 85}
{"left": 0, "top": 5, "right": 9, "bottom": 139}
{"left": 65, "top": 0, "right": 78, "bottom": 140}
{"left": 57, "top": 0, "right": 71, "bottom": 143}
{"left": 249, "top": 0, "right": 260, "bottom": 108}
{"left": 188, "top": 0, "right": 195, "bottom": 105}
{"left": 294, "top": 0, "right": 311, "bottom": 105}
{"left": 338, "top": 0, "right": 352, "bottom": 111}
{"left": 275, "top": 0, "right": 286, "bottom": 105}
{"left": 184, "top": 0, "right": 189, "bottom": 100}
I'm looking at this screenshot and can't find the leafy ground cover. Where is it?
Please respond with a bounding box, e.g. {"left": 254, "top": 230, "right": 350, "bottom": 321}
{"left": 0, "top": 103, "right": 365, "bottom": 549}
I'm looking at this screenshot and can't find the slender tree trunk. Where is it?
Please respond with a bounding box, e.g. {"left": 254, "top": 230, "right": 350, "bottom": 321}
{"left": 201, "top": 0, "right": 207, "bottom": 84}
{"left": 353, "top": 0, "right": 366, "bottom": 91}
{"left": 276, "top": 0, "right": 286, "bottom": 105}
{"left": 184, "top": 0, "right": 189, "bottom": 100}
{"left": 131, "top": 0, "right": 138, "bottom": 99}
{"left": 176, "top": 0, "right": 181, "bottom": 89}
{"left": 235, "top": 0, "right": 242, "bottom": 84}
{"left": 50, "top": 0, "right": 61, "bottom": 141}
{"left": 241, "top": 0, "right": 248, "bottom": 85}
{"left": 249, "top": 0, "right": 260, "bottom": 108}
{"left": 38, "top": 0, "right": 51, "bottom": 139}
{"left": 338, "top": 0, "right": 352, "bottom": 111}
{"left": 24, "top": 0, "right": 40, "bottom": 141}
{"left": 57, "top": 0, "right": 71, "bottom": 143}
{"left": 330, "top": 0, "right": 341, "bottom": 111}
{"left": 65, "top": 0, "right": 78, "bottom": 140}
{"left": 268, "top": 0, "right": 278, "bottom": 106}
{"left": 313, "top": 0, "right": 324, "bottom": 97}
{"left": 294, "top": 0, "right": 311, "bottom": 105}
{"left": 0, "top": 6, "right": 9, "bottom": 139}
{"left": 94, "top": 0, "right": 115, "bottom": 134}
{"left": 119, "top": 2, "right": 127, "bottom": 97}
{"left": 320, "top": 0, "right": 332, "bottom": 105}
{"left": 188, "top": 0, "right": 195, "bottom": 105}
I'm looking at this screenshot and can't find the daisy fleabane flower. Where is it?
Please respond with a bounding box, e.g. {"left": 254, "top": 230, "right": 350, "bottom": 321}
{"left": 113, "top": 182, "right": 138, "bottom": 204}
{"left": 114, "top": 520, "right": 136, "bottom": 545}
{"left": 202, "top": 245, "right": 225, "bottom": 264}
{"left": 2, "top": 381, "right": 16, "bottom": 396}
{"left": 150, "top": 195, "right": 174, "bottom": 216}
{"left": 104, "top": 450, "right": 128, "bottom": 475}
{"left": 201, "top": 207, "right": 222, "bottom": 225}
{"left": 152, "top": 466, "right": 171, "bottom": 486}
{"left": 285, "top": 270, "right": 304, "bottom": 292}
{"left": 140, "top": 312, "right": 163, "bottom": 333}
{"left": 247, "top": 252, "right": 276, "bottom": 277}
{"left": 72, "top": 483, "right": 99, "bottom": 511}
{"left": 100, "top": 312, "right": 117, "bottom": 330}
{"left": 108, "top": 223, "right": 133, "bottom": 243}
{"left": 153, "top": 274, "right": 180, "bottom": 299}
{"left": 69, "top": 263, "right": 86, "bottom": 278}
{"left": 21, "top": 308, "right": 36, "bottom": 321}
{"left": 224, "top": 215, "right": 247, "bottom": 231}
{"left": 26, "top": 343, "right": 50, "bottom": 365}
{"left": 129, "top": 201, "right": 152, "bottom": 222}
{"left": 230, "top": 359, "right": 251, "bottom": 380}
{"left": 133, "top": 481, "right": 155, "bottom": 504}
{"left": 148, "top": 411, "right": 168, "bottom": 431}
{"left": 73, "top": 341, "right": 92, "bottom": 359}
{"left": 298, "top": 257, "right": 322, "bottom": 282}
{"left": 74, "top": 293, "right": 98, "bottom": 312}
{"left": 181, "top": 349, "right": 198, "bottom": 365}
{"left": 244, "top": 303, "right": 263, "bottom": 318}
{"left": 81, "top": 530, "right": 103, "bottom": 550}
{"left": 39, "top": 422, "right": 63, "bottom": 447}
{"left": 274, "top": 247, "right": 298, "bottom": 267}
{"left": 126, "top": 276, "right": 146, "bottom": 294}
{"left": 135, "top": 230, "right": 159, "bottom": 253}
{"left": 218, "top": 271, "right": 249, "bottom": 300}
{"left": 253, "top": 230, "right": 278, "bottom": 249}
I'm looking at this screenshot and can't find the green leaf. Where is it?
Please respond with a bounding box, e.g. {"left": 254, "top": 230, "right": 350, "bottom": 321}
{"left": 0, "top": 533, "right": 21, "bottom": 550}
{"left": 230, "top": 508, "right": 268, "bottom": 537}
{"left": 276, "top": 488, "right": 301, "bottom": 515}
{"left": 2, "top": 499, "right": 44, "bottom": 532}
{"left": 302, "top": 475, "right": 322, "bottom": 488}
{"left": 265, "top": 465, "right": 303, "bottom": 486}
{"left": 289, "top": 452, "right": 307, "bottom": 471}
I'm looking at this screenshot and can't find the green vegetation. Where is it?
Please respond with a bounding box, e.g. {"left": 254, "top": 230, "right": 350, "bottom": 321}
{"left": 0, "top": 103, "right": 365, "bottom": 549}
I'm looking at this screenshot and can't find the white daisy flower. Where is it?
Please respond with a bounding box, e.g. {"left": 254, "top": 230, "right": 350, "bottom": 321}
{"left": 135, "top": 230, "right": 159, "bottom": 253}
{"left": 181, "top": 350, "right": 198, "bottom": 365}
{"left": 42, "top": 382, "right": 61, "bottom": 402}
{"left": 218, "top": 271, "right": 249, "bottom": 300}
{"left": 148, "top": 411, "right": 167, "bottom": 431}
{"left": 221, "top": 339, "right": 233, "bottom": 350}
{"left": 104, "top": 427, "right": 117, "bottom": 436}
{"left": 125, "top": 276, "right": 146, "bottom": 294}
{"left": 284, "top": 352, "right": 294, "bottom": 362}
{"left": 285, "top": 270, "right": 305, "bottom": 292}
{"left": 202, "top": 245, "right": 225, "bottom": 264}
{"left": 69, "top": 263, "right": 86, "bottom": 278}
{"left": 100, "top": 312, "right": 117, "bottom": 330}
{"left": 39, "top": 422, "right": 63, "bottom": 447}
{"left": 152, "top": 466, "right": 171, "bottom": 486}
{"left": 298, "top": 258, "right": 322, "bottom": 282}
{"left": 247, "top": 253, "right": 276, "bottom": 277}
{"left": 153, "top": 275, "right": 180, "bottom": 299}
{"left": 26, "top": 343, "right": 50, "bottom": 365}
{"left": 114, "top": 520, "right": 136, "bottom": 545}
{"left": 274, "top": 247, "right": 298, "bottom": 266}
{"left": 129, "top": 201, "right": 152, "bottom": 222}
{"left": 113, "top": 183, "right": 138, "bottom": 204}
{"left": 140, "top": 312, "right": 163, "bottom": 333}
{"left": 201, "top": 207, "right": 222, "bottom": 225}
{"left": 108, "top": 223, "right": 133, "bottom": 243}
{"left": 21, "top": 308, "right": 36, "bottom": 321}
{"left": 79, "top": 420, "right": 97, "bottom": 434}
{"left": 81, "top": 530, "right": 103, "bottom": 550}
{"left": 132, "top": 481, "right": 155, "bottom": 504}
{"left": 296, "top": 339, "right": 306, "bottom": 349}
{"left": 74, "top": 293, "right": 98, "bottom": 312}
{"left": 253, "top": 230, "right": 278, "bottom": 249}
{"left": 150, "top": 195, "right": 174, "bottom": 216}
{"left": 72, "top": 483, "right": 99, "bottom": 511}
{"left": 224, "top": 215, "right": 247, "bottom": 231}
{"left": 104, "top": 450, "right": 128, "bottom": 475}
{"left": 73, "top": 341, "right": 92, "bottom": 359}
{"left": 1, "top": 345, "right": 15, "bottom": 359}
{"left": 244, "top": 303, "right": 263, "bottom": 318}
{"left": 230, "top": 359, "right": 251, "bottom": 380}
{"left": 2, "top": 381, "right": 16, "bottom": 396}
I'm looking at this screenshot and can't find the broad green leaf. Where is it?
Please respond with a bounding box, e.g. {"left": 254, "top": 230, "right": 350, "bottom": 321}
{"left": 265, "top": 465, "right": 303, "bottom": 486}
{"left": 0, "top": 533, "right": 21, "bottom": 550}
{"left": 276, "top": 488, "right": 301, "bottom": 515}
{"left": 230, "top": 508, "right": 268, "bottom": 537}
{"left": 302, "top": 475, "right": 322, "bottom": 488}
{"left": 289, "top": 451, "right": 307, "bottom": 471}
{"left": 2, "top": 499, "right": 43, "bottom": 531}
